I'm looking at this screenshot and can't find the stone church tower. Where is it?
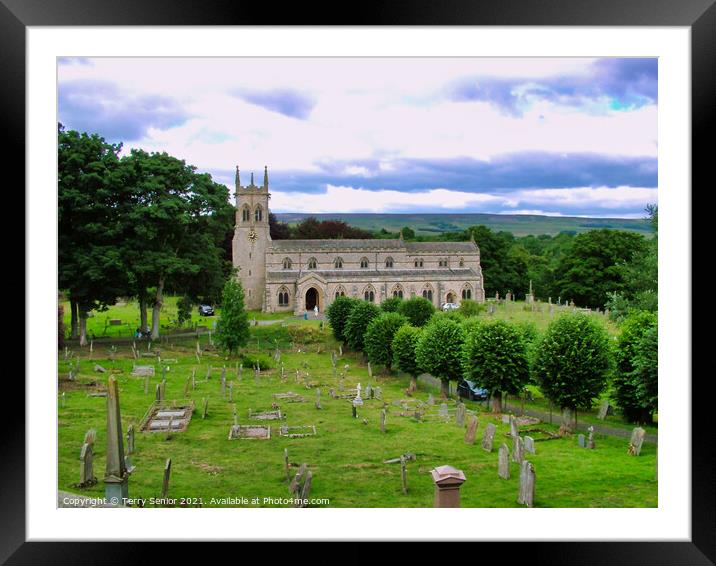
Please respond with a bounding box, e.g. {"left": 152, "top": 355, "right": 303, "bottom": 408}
{"left": 231, "top": 166, "right": 271, "bottom": 310}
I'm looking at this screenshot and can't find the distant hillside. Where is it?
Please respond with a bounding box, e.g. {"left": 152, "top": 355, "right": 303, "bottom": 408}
{"left": 274, "top": 213, "right": 652, "bottom": 237}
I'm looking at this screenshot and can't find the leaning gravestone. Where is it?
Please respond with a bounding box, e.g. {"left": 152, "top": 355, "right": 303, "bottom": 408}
{"left": 161, "top": 458, "right": 172, "bottom": 499}
{"left": 78, "top": 443, "right": 97, "bottom": 487}
{"left": 628, "top": 427, "right": 646, "bottom": 456}
{"left": 517, "top": 460, "right": 536, "bottom": 507}
{"left": 498, "top": 443, "right": 510, "bottom": 479}
{"left": 482, "top": 423, "right": 496, "bottom": 452}
{"left": 509, "top": 415, "right": 519, "bottom": 438}
{"left": 126, "top": 425, "right": 135, "bottom": 455}
{"left": 464, "top": 416, "right": 478, "bottom": 444}
{"left": 524, "top": 436, "right": 536, "bottom": 455}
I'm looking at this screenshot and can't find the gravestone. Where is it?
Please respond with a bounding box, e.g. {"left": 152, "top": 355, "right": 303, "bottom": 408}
{"left": 365, "top": 384, "right": 372, "bottom": 399}
{"left": 597, "top": 400, "right": 610, "bottom": 420}
{"left": 104, "top": 377, "right": 129, "bottom": 503}
{"left": 498, "top": 443, "right": 510, "bottom": 479}
{"left": 367, "top": 362, "right": 372, "bottom": 379}
{"left": 628, "top": 427, "right": 646, "bottom": 456}
{"left": 131, "top": 365, "right": 155, "bottom": 377}
{"left": 380, "top": 409, "right": 386, "bottom": 433}
{"left": 438, "top": 403, "right": 448, "bottom": 419}
{"left": 126, "top": 425, "right": 135, "bottom": 455}
{"left": 512, "top": 435, "right": 524, "bottom": 464}
{"left": 501, "top": 415, "right": 510, "bottom": 424}
{"left": 427, "top": 394, "right": 435, "bottom": 405}
{"left": 482, "top": 423, "right": 496, "bottom": 452}
{"left": 155, "top": 383, "right": 162, "bottom": 402}
{"left": 524, "top": 436, "right": 536, "bottom": 454}
{"left": 184, "top": 377, "right": 190, "bottom": 398}
{"left": 400, "top": 455, "right": 408, "bottom": 495}
{"left": 578, "top": 434, "right": 586, "bottom": 448}
{"left": 202, "top": 398, "right": 209, "bottom": 419}
{"left": 587, "top": 426, "right": 595, "bottom": 449}
{"left": 339, "top": 345, "right": 343, "bottom": 357}
{"left": 94, "top": 364, "right": 106, "bottom": 373}
{"left": 374, "top": 387, "right": 382, "bottom": 400}
{"left": 315, "top": 388, "right": 322, "bottom": 410}
{"left": 78, "top": 443, "right": 97, "bottom": 487}
{"left": 228, "top": 424, "right": 271, "bottom": 440}
{"left": 228, "top": 382, "right": 234, "bottom": 402}
{"left": 517, "top": 460, "right": 536, "bottom": 507}
{"left": 509, "top": 415, "right": 519, "bottom": 439}
{"left": 455, "top": 402, "right": 466, "bottom": 427}
{"left": 284, "top": 448, "right": 290, "bottom": 481}
{"left": 239, "top": 364, "right": 243, "bottom": 380}
{"left": 464, "top": 416, "right": 478, "bottom": 444}
{"left": 161, "top": 458, "right": 172, "bottom": 499}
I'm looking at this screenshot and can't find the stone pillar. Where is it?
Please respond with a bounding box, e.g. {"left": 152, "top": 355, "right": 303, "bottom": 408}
{"left": 104, "top": 377, "right": 129, "bottom": 504}
{"left": 431, "top": 465, "right": 466, "bottom": 508}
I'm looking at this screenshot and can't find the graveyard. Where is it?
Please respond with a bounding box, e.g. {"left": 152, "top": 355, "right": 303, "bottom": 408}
{"left": 57, "top": 299, "right": 657, "bottom": 508}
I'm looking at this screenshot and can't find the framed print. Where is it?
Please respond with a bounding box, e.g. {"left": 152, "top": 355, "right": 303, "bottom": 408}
{"left": 6, "top": 0, "right": 712, "bottom": 562}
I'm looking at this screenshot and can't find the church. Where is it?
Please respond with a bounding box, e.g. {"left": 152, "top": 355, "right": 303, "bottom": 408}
{"left": 231, "top": 166, "right": 486, "bottom": 314}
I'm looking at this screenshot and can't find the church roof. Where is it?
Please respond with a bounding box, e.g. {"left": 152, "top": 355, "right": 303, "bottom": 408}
{"left": 268, "top": 239, "right": 478, "bottom": 253}
{"left": 267, "top": 268, "right": 480, "bottom": 282}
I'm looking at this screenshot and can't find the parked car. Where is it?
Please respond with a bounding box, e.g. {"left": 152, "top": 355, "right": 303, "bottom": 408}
{"left": 457, "top": 379, "right": 489, "bottom": 401}
{"left": 442, "top": 302, "right": 459, "bottom": 311}
{"left": 198, "top": 304, "right": 215, "bottom": 316}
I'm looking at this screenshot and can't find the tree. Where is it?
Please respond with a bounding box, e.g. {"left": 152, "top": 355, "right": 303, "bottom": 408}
{"left": 214, "top": 277, "right": 250, "bottom": 357}
{"left": 465, "top": 226, "right": 529, "bottom": 297}
{"left": 269, "top": 212, "right": 291, "bottom": 240}
{"left": 612, "top": 311, "right": 658, "bottom": 423}
{"left": 462, "top": 320, "right": 530, "bottom": 412}
{"left": 397, "top": 296, "right": 435, "bottom": 327}
{"left": 58, "top": 124, "right": 128, "bottom": 345}
{"left": 554, "top": 229, "right": 648, "bottom": 309}
{"left": 533, "top": 313, "right": 613, "bottom": 428}
{"left": 364, "top": 312, "right": 409, "bottom": 372}
{"left": 119, "top": 149, "right": 233, "bottom": 338}
{"left": 392, "top": 325, "right": 423, "bottom": 391}
{"left": 380, "top": 296, "right": 403, "bottom": 313}
{"left": 632, "top": 325, "right": 658, "bottom": 423}
{"left": 416, "top": 317, "right": 466, "bottom": 398}
{"left": 344, "top": 301, "right": 381, "bottom": 351}
{"left": 326, "top": 295, "right": 359, "bottom": 344}
{"left": 400, "top": 226, "right": 416, "bottom": 240}
{"left": 458, "top": 299, "right": 485, "bottom": 318}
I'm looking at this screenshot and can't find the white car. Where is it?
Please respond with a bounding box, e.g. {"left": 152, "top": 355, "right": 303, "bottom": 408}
{"left": 442, "top": 302, "right": 459, "bottom": 311}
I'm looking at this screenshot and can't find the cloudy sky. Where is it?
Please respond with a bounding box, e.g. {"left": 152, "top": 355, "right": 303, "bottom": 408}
{"left": 58, "top": 57, "right": 657, "bottom": 217}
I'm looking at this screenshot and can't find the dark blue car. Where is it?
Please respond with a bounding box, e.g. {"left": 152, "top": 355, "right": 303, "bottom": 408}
{"left": 457, "top": 379, "right": 489, "bottom": 401}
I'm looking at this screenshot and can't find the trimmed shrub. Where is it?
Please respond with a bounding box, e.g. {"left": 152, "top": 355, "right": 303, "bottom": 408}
{"left": 344, "top": 301, "right": 381, "bottom": 351}
{"left": 398, "top": 296, "right": 435, "bottom": 327}
{"left": 392, "top": 325, "right": 423, "bottom": 383}
{"left": 458, "top": 299, "right": 485, "bottom": 317}
{"left": 380, "top": 296, "right": 403, "bottom": 313}
{"left": 326, "top": 295, "right": 359, "bottom": 343}
{"left": 416, "top": 317, "right": 465, "bottom": 397}
{"left": 286, "top": 324, "right": 326, "bottom": 345}
{"left": 215, "top": 279, "right": 250, "bottom": 356}
{"left": 241, "top": 353, "right": 273, "bottom": 371}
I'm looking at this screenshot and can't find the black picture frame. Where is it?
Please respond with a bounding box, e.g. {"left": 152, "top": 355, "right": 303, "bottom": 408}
{"left": 7, "top": 0, "right": 710, "bottom": 562}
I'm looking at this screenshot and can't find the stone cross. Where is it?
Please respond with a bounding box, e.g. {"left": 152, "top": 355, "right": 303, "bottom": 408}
{"left": 161, "top": 458, "right": 172, "bottom": 499}
{"left": 126, "top": 425, "right": 135, "bottom": 455}
{"left": 482, "top": 423, "right": 496, "bottom": 452}
{"left": 464, "top": 416, "right": 478, "bottom": 444}
{"left": 628, "top": 427, "right": 646, "bottom": 455}
{"left": 498, "top": 443, "right": 510, "bottom": 479}
{"left": 104, "top": 377, "right": 128, "bottom": 503}
{"left": 79, "top": 443, "right": 96, "bottom": 487}
{"left": 524, "top": 436, "right": 536, "bottom": 454}
{"left": 517, "top": 460, "right": 536, "bottom": 507}
{"left": 512, "top": 435, "right": 524, "bottom": 464}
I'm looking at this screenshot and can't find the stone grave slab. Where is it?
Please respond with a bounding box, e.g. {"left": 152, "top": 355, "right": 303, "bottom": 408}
{"left": 139, "top": 402, "right": 194, "bottom": 433}
{"left": 273, "top": 392, "right": 306, "bottom": 403}
{"left": 279, "top": 425, "right": 317, "bottom": 438}
{"left": 228, "top": 425, "right": 271, "bottom": 440}
{"left": 131, "top": 365, "right": 155, "bottom": 377}
{"left": 248, "top": 409, "right": 283, "bottom": 421}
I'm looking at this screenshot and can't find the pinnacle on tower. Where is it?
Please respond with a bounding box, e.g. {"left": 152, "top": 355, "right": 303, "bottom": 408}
{"left": 235, "top": 165, "right": 240, "bottom": 186}
{"left": 263, "top": 165, "right": 269, "bottom": 189}
{"left": 250, "top": 172, "right": 254, "bottom": 186}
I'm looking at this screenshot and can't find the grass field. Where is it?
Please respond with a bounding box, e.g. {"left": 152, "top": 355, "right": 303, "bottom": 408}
{"left": 275, "top": 212, "right": 653, "bottom": 238}
{"left": 58, "top": 302, "right": 657, "bottom": 508}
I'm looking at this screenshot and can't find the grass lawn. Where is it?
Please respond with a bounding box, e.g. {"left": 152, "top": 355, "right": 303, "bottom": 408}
{"left": 58, "top": 314, "right": 657, "bottom": 508}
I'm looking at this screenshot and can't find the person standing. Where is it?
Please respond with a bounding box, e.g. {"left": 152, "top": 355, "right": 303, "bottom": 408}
{"left": 314, "top": 305, "right": 319, "bottom": 318}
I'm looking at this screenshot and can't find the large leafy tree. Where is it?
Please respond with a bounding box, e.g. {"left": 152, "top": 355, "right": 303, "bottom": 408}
{"left": 58, "top": 124, "right": 128, "bottom": 345}
{"left": 344, "top": 301, "right": 381, "bottom": 351}
{"left": 214, "top": 277, "right": 250, "bottom": 356}
{"left": 612, "top": 311, "right": 658, "bottom": 423}
{"left": 392, "top": 325, "right": 423, "bottom": 390}
{"left": 462, "top": 320, "right": 530, "bottom": 412}
{"left": 118, "top": 149, "right": 232, "bottom": 338}
{"left": 631, "top": 325, "right": 658, "bottom": 423}
{"left": 465, "top": 225, "right": 529, "bottom": 297}
{"left": 326, "top": 295, "right": 359, "bottom": 344}
{"left": 364, "top": 312, "right": 408, "bottom": 372}
{"left": 416, "top": 317, "right": 466, "bottom": 398}
{"left": 533, "top": 313, "right": 613, "bottom": 427}
{"left": 554, "top": 229, "right": 648, "bottom": 309}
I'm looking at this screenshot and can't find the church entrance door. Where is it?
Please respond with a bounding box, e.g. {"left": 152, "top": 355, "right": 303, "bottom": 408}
{"left": 446, "top": 292, "right": 456, "bottom": 304}
{"left": 305, "top": 287, "right": 319, "bottom": 311}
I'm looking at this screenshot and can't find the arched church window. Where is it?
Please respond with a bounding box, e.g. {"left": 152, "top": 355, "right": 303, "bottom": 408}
{"left": 392, "top": 284, "right": 404, "bottom": 299}
{"left": 308, "top": 258, "right": 317, "bottom": 270}
{"left": 334, "top": 285, "right": 347, "bottom": 299}
{"left": 364, "top": 286, "right": 376, "bottom": 302}
{"left": 283, "top": 258, "right": 292, "bottom": 270}
{"left": 241, "top": 205, "right": 250, "bottom": 222}
{"left": 254, "top": 205, "right": 263, "bottom": 222}
{"left": 414, "top": 258, "right": 423, "bottom": 268}
{"left": 422, "top": 286, "right": 434, "bottom": 302}
{"left": 278, "top": 287, "right": 290, "bottom": 306}
{"left": 462, "top": 285, "right": 472, "bottom": 300}
{"left": 334, "top": 257, "right": 343, "bottom": 269}
{"left": 385, "top": 257, "right": 394, "bottom": 268}
{"left": 360, "top": 257, "right": 369, "bottom": 269}
{"left": 439, "top": 258, "right": 448, "bottom": 267}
